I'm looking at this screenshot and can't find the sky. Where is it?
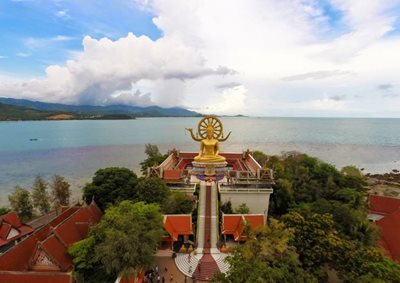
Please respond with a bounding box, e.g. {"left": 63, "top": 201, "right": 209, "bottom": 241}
{"left": 0, "top": 0, "right": 400, "bottom": 117}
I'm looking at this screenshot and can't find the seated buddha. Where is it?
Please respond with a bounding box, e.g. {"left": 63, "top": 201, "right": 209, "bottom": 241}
{"left": 194, "top": 125, "right": 226, "bottom": 163}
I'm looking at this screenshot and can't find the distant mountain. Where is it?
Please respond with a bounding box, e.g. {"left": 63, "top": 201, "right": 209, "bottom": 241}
{"left": 0, "top": 102, "right": 136, "bottom": 121}
{"left": 0, "top": 97, "right": 201, "bottom": 117}
{"left": 0, "top": 102, "right": 59, "bottom": 121}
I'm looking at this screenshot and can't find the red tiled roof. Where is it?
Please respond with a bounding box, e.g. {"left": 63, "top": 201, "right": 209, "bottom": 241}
{"left": 369, "top": 195, "right": 400, "bottom": 215}
{"left": 163, "top": 215, "right": 192, "bottom": 241}
{"left": 2, "top": 212, "right": 22, "bottom": 227}
{"left": 222, "top": 214, "right": 264, "bottom": 241}
{"left": 41, "top": 235, "right": 71, "bottom": 270}
{"left": 0, "top": 271, "right": 72, "bottom": 283}
{"left": 0, "top": 212, "right": 34, "bottom": 247}
{"left": 163, "top": 169, "right": 182, "bottom": 181}
{"left": 377, "top": 208, "right": 400, "bottom": 262}
{"left": 118, "top": 269, "right": 145, "bottom": 283}
{"left": 0, "top": 223, "right": 11, "bottom": 239}
{"left": 0, "top": 202, "right": 102, "bottom": 275}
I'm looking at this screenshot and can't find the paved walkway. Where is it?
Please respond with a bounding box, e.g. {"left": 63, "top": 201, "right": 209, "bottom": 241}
{"left": 193, "top": 183, "right": 220, "bottom": 281}
{"left": 155, "top": 255, "right": 189, "bottom": 283}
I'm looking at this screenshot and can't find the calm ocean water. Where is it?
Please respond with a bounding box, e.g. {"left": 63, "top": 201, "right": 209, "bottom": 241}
{"left": 0, "top": 117, "right": 399, "bottom": 205}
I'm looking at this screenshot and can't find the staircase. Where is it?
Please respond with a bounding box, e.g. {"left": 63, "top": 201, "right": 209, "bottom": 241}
{"left": 196, "top": 181, "right": 206, "bottom": 254}
{"left": 194, "top": 182, "right": 220, "bottom": 280}
{"left": 175, "top": 181, "right": 230, "bottom": 280}
{"left": 212, "top": 253, "right": 230, "bottom": 273}
{"left": 174, "top": 253, "right": 201, "bottom": 277}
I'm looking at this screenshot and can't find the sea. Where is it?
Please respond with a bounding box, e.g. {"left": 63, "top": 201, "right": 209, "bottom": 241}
{"left": 0, "top": 117, "right": 399, "bottom": 205}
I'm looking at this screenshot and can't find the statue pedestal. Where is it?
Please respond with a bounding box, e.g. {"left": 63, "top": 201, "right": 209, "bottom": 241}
{"left": 192, "top": 161, "right": 228, "bottom": 180}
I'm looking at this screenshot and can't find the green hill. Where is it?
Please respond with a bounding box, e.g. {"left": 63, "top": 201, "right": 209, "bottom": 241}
{"left": 0, "top": 103, "right": 136, "bottom": 121}
{"left": 0, "top": 97, "right": 201, "bottom": 117}
{"left": 0, "top": 103, "right": 59, "bottom": 121}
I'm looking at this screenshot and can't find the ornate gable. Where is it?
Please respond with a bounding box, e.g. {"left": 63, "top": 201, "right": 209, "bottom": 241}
{"left": 6, "top": 227, "right": 20, "bottom": 240}
{"left": 30, "top": 245, "right": 60, "bottom": 271}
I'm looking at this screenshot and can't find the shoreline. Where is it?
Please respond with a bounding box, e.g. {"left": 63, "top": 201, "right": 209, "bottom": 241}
{"left": 1, "top": 142, "right": 399, "bottom": 206}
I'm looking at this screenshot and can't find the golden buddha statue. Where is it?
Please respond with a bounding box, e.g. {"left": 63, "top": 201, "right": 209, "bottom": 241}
{"left": 186, "top": 116, "right": 231, "bottom": 164}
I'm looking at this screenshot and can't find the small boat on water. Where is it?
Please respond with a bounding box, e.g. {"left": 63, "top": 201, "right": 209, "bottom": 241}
{"left": 29, "top": 138, "right": 38, "bottom": 141}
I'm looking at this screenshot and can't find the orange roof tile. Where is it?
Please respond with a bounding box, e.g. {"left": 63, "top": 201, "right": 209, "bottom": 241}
{"left": 0, "top": 223, "right": 11, "bottom": 240}
{"left": 0, "top": 212, "right": 34, "bottom": 247}
{"left": 222, "top": 214, "right": 264, "bottom": 241}
{"left": 377, "top": 208, "right": 400, "bottom": 262}
{"left": 0, "top": 202, "right": 102, "bottom": 275}
{"left": 369, "top": 195, "right": 400, "bottom": 215}
{"left": 163, "top": 215, "right": 192, "bottom": 241}
{"left": 2, "top": 212, "right": 22, "bottom": 227}
{"left": 0, "top": 271, "right": 72, "bottom": 283}
{"left": 41, "top": 235, "right": 72, "bottom": 271}
{"left": 163, "top": 169, "right": 182, "bottom": 181}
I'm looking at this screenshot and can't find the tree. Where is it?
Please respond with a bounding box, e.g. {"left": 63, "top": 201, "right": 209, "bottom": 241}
{"left": 95, "top": 201, "right": 163, "bottom": 278}
{"left": 140, "top": 144, "right": 168, "bottom": 174}
{"left": 297, "top": 199, "right": 378, "bottom": 246}
{"left": 270, "top": 178, "right": 295, "bottom": 215}
{"left": 163, "top": 192, "right": 193, "bottom": 214}
{"left": 214, "top": 219, "right": 318, "bottom": 283}
{"left": 145, "top": 143, "right": 161, "bottom": 158}
{"left": 0, "top": 207, "right": 11, "bottom": 216}
{"left": 8, "top": 186, "right": 33, "bottom": 222}
{"left": 332, "top": 241, "right": 400, "bottom": 282}
{"left": 252, "top": 150, "right": 268, "bottom": 167}
{"left": 50, "top": 175, "right": 71, "bottom": 207}
{"left": 83, "top": 167, "right": 138, "bottom": 211}
{"left": 235, "top": 203, "right": 250, "bottom": 214}
{"left": 31, "top": 175, "right": 50, "bottom": 214}
{"left": 283, "top": 212, "right": 340, "bottom": 269}
{"left": 221, "top": 201, "right": 233, "bottom": 214}
{"left": 134, "top": 177, "right": 170, "bottom": 206}
{"left": 69, "top": 236, "right": 113, "bottom": 283}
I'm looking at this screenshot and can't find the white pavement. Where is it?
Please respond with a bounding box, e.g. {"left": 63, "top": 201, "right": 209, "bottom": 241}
{"left": 175, "top": 181, "right": 231, "bottom": 277}
{"left": 210, "top": 182, "right": 218, "bottom": 250}
{"left": 196, "top": 181, "right": 206, "bottom": 254}
{"left": 174, "top": 252, "right": 202, "bottom": 277}
{"left": 212, "top": 253, "right": 230, "bottom": 274}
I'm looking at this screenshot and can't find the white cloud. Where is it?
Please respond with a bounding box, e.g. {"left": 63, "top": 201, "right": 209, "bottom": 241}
{"left": 0, "top": 33, "right": 233, "bottom": 106}
{"left": 202, "top": 85, "right": 248, "bottom": 115}
{"left": 55, "top": 9, "right": 70, "bottom": 19}
{"left": 24, "top": 35, "right": 74, "bottom": 49}
{"left": 1, "top": 0, "right": 400, "bottom": 116}
{"left": 16, "top": 52, "right": 32, "bottom": 57}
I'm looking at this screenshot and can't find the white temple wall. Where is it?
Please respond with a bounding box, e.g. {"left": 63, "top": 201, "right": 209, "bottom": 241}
{"left": 219, "top": 187, "right": 273, "bottom": 222}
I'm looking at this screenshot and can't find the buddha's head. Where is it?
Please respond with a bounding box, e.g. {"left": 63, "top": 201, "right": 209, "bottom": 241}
{"left": 206, "top": 125, "right": 214, "bottom": 139}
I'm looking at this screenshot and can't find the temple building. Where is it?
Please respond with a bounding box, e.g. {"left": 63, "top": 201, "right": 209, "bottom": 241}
{"left": 0, "top": 202, "right": 101, "bottom": 283}
{"left": 368, "top": 195, "right": 400, "bottom": 262}
{"left": 0, "top": 212, "right": 34, "bottom": 252}
{"left": 154, "top": 116, "right": 274, "bottom": 280}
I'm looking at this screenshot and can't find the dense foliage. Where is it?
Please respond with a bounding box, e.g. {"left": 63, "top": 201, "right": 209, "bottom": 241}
{"left": 50, "top": 175, "right": 71, "bottom": 207}
{"left": 31, "top": 176, "right": 51, "bottom": 214}
{"left": 6, "top": 175, "right": 71, "bottom": 221}
{"left": 134, "top": 177, "right": 170, "bottom": 206}
{"left": 214, "top": 151, "right": 400, "bottom": 282}
{"left": 140, "top": 144, "right": 168, "bottom": 174}
{"left": 214, "top": 220, "right": 318, "bottom": 283}
{"left": 8, "top": 186, "right": 34, "bottom": 222}
{"left": 83, "top": 167, "right": 138, "bottom": 211}
{"left": 164, "top": 191, "right": 194, "bottom": 214}
{"left": 0, "top": 207, "right": 11, "bottom": 216}
{"left": 69, "top": 201, "right": 164, "bottom": 282}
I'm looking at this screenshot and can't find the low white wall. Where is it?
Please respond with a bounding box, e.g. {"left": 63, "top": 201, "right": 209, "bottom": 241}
{"left": 219, "top": 186, "right": 273, "bottom": 222}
